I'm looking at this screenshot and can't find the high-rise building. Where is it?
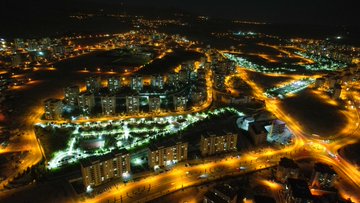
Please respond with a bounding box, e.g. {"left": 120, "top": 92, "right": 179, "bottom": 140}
{"left": 64, "top": 85, "right": 80, "bottom": 106}
{"left": 78, "top": 92, "right": 95, "bottom": 115}
{"left": 80, "top": 149, "right": 130, "bottom": 189}
{"left": 86, "top": 76, "right": 101, "bottom": 93}
{"left": 149, "top": 96, "right": 161, "bottom": 113}
{"left": 130, "top": 76, "right": 143, "bottom": 91}
{"left": 310, "top": 163, "right": 337, "bottom": 189}
{"left": 248, "top": 122, "right": 268, "bottom": 146}
{"left": 126, "top": 96, "right": 139, "bottom": 114}
{"left": 276, "top": 158, "right": 300, "bottom": 183}
{"left": 107, "top": 77, "right": 121, "bottom": 93}
{"left": 44, "top": 99, "right": 63, "bottom": 120}
{"left": 101, "top": 95, "right": 116, "bottom": 116}
{"left": 148, "top": 141, "right": 188, "bottom": 169}
{"left": 200, "top": 132, "right": 238, "bottom": 156}
{"left": 285, "top": 178, "right": 313, "bottom": 203}
{"left": 151, "top": 75, "right": 164, "bottom": 89}
{"left": 173, "top": 96, "right": 187, "bottom": 111}
{"left": 268, "top": 119, "right": 286, "bottom": 138}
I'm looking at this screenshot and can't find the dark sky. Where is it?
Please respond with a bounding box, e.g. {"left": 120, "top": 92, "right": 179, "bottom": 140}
{"left": 1, "top": 0, "right": 359, "bottom": 26}
{"left": 1, "top": 0, "right": 359, "bottom": 38}
{"left": 123, "top": 0, "right": 359, "bottom": 26}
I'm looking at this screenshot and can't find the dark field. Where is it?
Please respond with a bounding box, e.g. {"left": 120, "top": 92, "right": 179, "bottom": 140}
{"left": 246, "top": 70, "right": 294, "bottom": 89}
{"left": 137, "top": 49, "right": 204, "bottom": 75}
{"left": 279, "top": 89, "right": 347, "bottom": 136}
{"left": 339, "top": 142, "right": 360, "bottom": 165}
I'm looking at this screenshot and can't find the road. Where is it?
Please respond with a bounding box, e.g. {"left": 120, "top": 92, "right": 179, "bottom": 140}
{"left": 84, "top": 63, "right": 360, "bottom": 203}
{"left": 1, "top": 39, "right": 360, "bottom": 202}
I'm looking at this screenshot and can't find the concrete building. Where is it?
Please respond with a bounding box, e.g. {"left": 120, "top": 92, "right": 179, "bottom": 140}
{"left": 130, "top": 76, "right": 143, "bottom": 91}
{"left": 101, "top": 95, "right": 116, "bottom": 116}
{"left": 107, "top": 77, "right": 121, "bottom": 93}
{"left": 276, "top": 158, "right": 300, "bottom": 183}
{"left": 268, "top": 119, "right": 286, "bottom": 138}
{"left": 78, "top": 92, "right": 95, "bottom": 115}
{"left": 86, "top": 76, "right": 101, "bottom": 93}
{"left": 310, "top": 163, "right": 337, "bottom": 189}
{"left": 248, "top": 122, "right": 268, "bottom": 145}
{"left": 200, "top": 132, "right": 238, "bottom": 156}
{"left": 151, "top": 75, "right": 164, "bottom": 89}
{"left": 148, "top": 140, "right": 188, "bottom": 169}
{"left": 285, "top": 178, "right": 313, "bottom": 203}
{"left": 149, "top": 96, "right": 161, "bottom": 113}
{"left": 236, "top": 117, "right": 255, "bottom": 131}
{"left": 204, "top": 184, "right": 238, "bottom": 203}
{"left": 80, "top": 149, "right": 130, "bottom": 189}
{"left": 173, "top": 96, "right": 187, "bottom": 111}
{"left": 44, "top": 99, "right": 63, "bottom": 120}
{"left": 64, "top": 85, "right": 80, "bottom": 106}
{"left": 126, "top": 96, "right": 140, "bottom": 114}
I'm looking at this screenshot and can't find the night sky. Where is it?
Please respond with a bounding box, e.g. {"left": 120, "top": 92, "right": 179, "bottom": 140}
{"left": 1, "top": 0, "right": 359, "bottom": 26}
{"left": 1, "top": 0, "right": 359, "bottom": 38}
{"left": 124, "top": 0, "right": 360, "bottom": 26}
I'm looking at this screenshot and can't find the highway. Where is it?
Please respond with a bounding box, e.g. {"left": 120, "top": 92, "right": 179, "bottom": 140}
{"left": 84, "top": 64, "right": 360, "bottom": 202}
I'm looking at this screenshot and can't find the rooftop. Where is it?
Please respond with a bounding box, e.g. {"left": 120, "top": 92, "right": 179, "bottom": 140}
{"left": 80, "top": 148, "right": 129, "bottom": 168}
{"left": 314, "top": 163, "right": 336, "bottom": 175}
{"left": 213, "top": 184, "right": 237, "bottom": 199}
{"left": 279, "top": 157, "right": 299, "bottom": 169}
{"left": 203, "top": 191, "right": 228, "bottom": 203}
{"left": 148, "top": 138, "right": 186, "bottom": 151}
{"left": 249, "top": 122, "right": 267, "bottom": 135}
{"left": 287, "top": 178, "right": 313, "bottom": 200}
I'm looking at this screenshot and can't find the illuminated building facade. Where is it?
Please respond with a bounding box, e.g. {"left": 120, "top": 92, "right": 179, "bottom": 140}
{"left": 44, "top": 98, "right": 63, "bottom": 120}
{"left": 80, "top": 149, "right": 130, "bottom": 188}
{"left": 78, "top": 92, "right": 95, "bottom": 115}
{"left": 149, "top": 96, "right": 161, "bottom": 113}
{"left": 126, "top": 96, "right": 140, "bottom": 114}
{"left": 151, "top": 75, "right": 164, "bottom": 89}
{"left": 173, "top": 96, "right": 187, "bottom": 111}
{"left": 148, "top": 141, "right": 188, "bottom": 169}
{"left": 64, "top": 85, "right": 80, "bottom": 106}
{"left": 86, "top": 76, "right": 101, "bottom": 93}
{"left": 107, "top": 77, "right": 121, "bottom": 93}
{"left": 310, "top": 163, "right": 337, "bottom": 189}
{"left": 101, "top": 95, "right": 116, "bottom": 116}
{"left": 130, "top": 76, "right": 143, "bottom": 91}
{"left": 200, "top": 132, "right": 238, "bottom": 156}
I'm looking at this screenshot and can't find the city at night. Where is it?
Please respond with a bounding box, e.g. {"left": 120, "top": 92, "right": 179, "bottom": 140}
{"left": 0, "top": 0, "right": 360, "bottom": 202}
